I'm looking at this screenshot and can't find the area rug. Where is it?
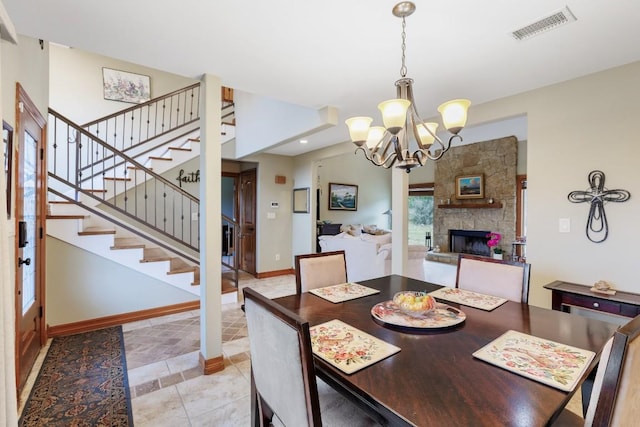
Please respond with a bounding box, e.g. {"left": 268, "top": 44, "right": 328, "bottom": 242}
{"left": 19, "top": 326, "right": 133, "bottom": 427}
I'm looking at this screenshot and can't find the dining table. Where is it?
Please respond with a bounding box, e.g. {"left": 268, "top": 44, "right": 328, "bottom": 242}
{"left": 270, "top": 274, "right": 619, "bottom": 427}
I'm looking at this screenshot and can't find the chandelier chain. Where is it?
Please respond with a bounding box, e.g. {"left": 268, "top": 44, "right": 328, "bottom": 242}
{"left": 400, "top": 16, "right": 407, "bottom": 77}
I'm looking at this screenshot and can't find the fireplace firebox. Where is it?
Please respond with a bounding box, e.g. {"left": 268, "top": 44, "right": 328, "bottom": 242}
{"left": 449, "top": 229, "right": 490, "bottom": 256}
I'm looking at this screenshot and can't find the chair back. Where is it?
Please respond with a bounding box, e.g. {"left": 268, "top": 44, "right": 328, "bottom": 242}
{"left": 585, "top": 314, "right": 640, "bottom": 426}
{"left": 455, "top": 253, "right": 531, "bottom": 303}
{"left": 243, "top": 286, "right": 322, "bottom": 426}
{"left": 295, "top": 250, "right": 347, "bottom": 294}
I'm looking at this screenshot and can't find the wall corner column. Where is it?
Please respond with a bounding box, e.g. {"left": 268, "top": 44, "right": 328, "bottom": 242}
{"left": 391, "top": 168, "right": 408, "bottom": 275}
{"left": 199, "top": 74, "right": 223, "bottom": 373}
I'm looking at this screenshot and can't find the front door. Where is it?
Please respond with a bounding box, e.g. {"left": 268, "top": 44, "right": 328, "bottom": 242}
{"left": 239, "top": 168, "right": 256, "bottom": 274}
{"left": 15, "top": 84, "right": 46, "bottom": 393}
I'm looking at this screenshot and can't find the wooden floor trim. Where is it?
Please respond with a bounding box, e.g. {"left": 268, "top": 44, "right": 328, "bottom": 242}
{"left": 255, "top": 268, "right": 294, "bottom": 279}
{"left": 47, "top": 300, "right": 200, "bottom": 337}
{"left": 200, "top": 352, "right": 225, "bottom": 375}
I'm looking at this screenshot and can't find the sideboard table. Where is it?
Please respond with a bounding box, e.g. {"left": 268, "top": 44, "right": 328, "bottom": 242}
{"left": 544, "top": 280, "right": 640, "bottom": 318}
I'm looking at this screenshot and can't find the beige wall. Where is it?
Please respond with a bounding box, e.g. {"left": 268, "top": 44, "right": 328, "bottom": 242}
{"left": 466, "top": 60, "right": 640, "bottom": 307}
{"left": 49, "top": 44, "right": 196, "bottom": 124}
{"left": 292, "top": 141, "right": 393, "bottom": 257}
{"left": 47, "top": 237, "right": 196, "bottom": 326}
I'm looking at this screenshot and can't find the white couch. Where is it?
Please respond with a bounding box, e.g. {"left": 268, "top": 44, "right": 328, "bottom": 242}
{"left": 318, "top": 231, "right": 426, "bottom": 282}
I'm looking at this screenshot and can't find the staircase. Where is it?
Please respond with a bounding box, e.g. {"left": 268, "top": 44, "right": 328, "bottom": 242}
{"left": 46, "top": 84, "right": 239, "bottom": 302}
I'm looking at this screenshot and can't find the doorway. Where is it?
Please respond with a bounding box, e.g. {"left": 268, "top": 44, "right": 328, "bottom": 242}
{"left": 14, "top": 83, "right": 47, "bottom": 393}
{"left": 239, "top": 168, "right": 256, "bottom": 275}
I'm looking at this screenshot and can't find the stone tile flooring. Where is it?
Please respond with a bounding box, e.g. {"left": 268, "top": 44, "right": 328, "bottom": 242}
{"left": 126, "top": 273, "right": 296, "bottom": 426}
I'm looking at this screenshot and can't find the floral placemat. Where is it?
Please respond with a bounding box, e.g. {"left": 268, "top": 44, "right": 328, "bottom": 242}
{"left": 428, "top": 287, "right": 508, "bottom": 311}
{"left": 310, "top": 319, "right": 400, "bottom": 374}
{"left": 309, "top": 282, "right": 380, "bottom": 303}
{"left": 472, "top": 330, "right": 595, "bottom": 391}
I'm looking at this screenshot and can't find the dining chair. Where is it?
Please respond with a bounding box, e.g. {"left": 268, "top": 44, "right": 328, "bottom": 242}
{"left": 455, "top": 253, "right": 531, "bottom": 303}
{"left": 553, "top": 313, "right": 640, "bottom": 426}
{"left": 243, "top": 286, "right": 380, "bottom": 427}
{"left": 294, "top": 250, "right": 347, "bottom": 294}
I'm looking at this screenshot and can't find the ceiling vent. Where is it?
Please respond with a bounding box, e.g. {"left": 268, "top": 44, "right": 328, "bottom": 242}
{"left": 511, "top": 6, "right": 577, "bottom": 41}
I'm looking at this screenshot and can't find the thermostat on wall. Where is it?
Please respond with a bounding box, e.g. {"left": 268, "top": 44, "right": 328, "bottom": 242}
{"left": 270, "top": 202, "right": 279, "bottom": 208}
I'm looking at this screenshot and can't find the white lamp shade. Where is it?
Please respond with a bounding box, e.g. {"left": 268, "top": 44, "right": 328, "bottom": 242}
{"left": 345, "top": 116, "right": 373, "bottom": 143}
{"left": 437, "top": 99, "right": 471, "bottom": 134}
{"left": 378, "top": 99, "right": 410, "bottom": 134}
{"left": 366, "top": 126, "right": 386, "bottom": 149}
{"left": 417, "top": 122, "right": 439, "bottom": 146}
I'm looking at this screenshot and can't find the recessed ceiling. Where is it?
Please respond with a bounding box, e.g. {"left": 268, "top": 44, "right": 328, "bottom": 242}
{"left": 4, "top": 1, "right": 640, "bottom": 157}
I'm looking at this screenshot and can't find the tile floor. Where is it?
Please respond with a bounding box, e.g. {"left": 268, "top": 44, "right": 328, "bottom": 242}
{"left": 125, "top": 273, "right": 297, "bottom": 426}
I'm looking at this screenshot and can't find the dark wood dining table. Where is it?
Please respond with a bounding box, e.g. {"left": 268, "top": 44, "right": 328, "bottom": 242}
{"left": 271, "top": 275, "right": 619, "bottom": 427}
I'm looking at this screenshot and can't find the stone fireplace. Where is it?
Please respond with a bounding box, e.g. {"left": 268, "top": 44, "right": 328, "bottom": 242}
{"left": 432, "top": 135, "right": 518, "bottom": 257}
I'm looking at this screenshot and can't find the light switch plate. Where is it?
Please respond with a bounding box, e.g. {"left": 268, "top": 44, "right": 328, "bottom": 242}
{"left": 559, "top": 218, "right": 570, "bottom": 233}
{"left": 267, "top": 212, "right": 276, "bottom": 219}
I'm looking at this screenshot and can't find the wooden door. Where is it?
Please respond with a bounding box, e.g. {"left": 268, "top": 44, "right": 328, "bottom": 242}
{"left": 239, "top": 168, "right": 256, "bottom": 274}
{"left": 15, "top": 84, "right": 47, "bottom": 392}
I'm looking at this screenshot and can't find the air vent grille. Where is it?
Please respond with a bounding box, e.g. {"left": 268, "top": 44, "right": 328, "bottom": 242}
{"left": 511, "top": 6, "right": 576, "bottom": 41}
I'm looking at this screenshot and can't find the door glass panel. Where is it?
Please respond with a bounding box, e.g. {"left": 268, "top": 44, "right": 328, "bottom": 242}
{"left": 21, "top": 130, "right": 37, "bottom": 314}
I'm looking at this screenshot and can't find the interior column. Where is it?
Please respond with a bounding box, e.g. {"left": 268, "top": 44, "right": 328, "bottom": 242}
{"left": 199, "top": 73, "right": 224, "bottom": 373}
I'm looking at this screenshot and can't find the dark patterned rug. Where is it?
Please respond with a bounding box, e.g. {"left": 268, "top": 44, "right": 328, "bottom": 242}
{"left": 19, "top": 326, "right": 133, "bottom": 427}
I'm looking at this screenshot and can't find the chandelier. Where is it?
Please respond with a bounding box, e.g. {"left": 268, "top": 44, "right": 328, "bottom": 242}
{"left": 345, "top": 2, "right": 471, "bottom": 173}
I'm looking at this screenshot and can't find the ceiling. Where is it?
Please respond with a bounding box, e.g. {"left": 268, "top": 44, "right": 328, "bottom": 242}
{"left": 4, "top": 1, "right": 640, "bottom": 158}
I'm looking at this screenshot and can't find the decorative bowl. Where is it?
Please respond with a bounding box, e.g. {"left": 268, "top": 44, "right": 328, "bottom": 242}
{"left": 392, "top": 291, "right": 437, "bottom": 317}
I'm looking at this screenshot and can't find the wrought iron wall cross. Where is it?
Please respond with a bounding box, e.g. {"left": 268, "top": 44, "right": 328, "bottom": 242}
{"left": 567, "top": 170, "right": 630, "bottom": 243}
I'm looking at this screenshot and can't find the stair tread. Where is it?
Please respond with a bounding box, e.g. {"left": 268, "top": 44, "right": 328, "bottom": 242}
{"left": 83, "top": 189, "right": 107, "bottom": 193}
{"left": 168, "top": 147, "right": 192, "bottom": 152}
{"left": 103, "top": 177, "right": 132, "bottom": 181}
{"left": 148, "top": 156, "right": 172, "bottom": 161}
{"left": 48, "top": 200, "right": 75, "bottom": 204}
{"left": 47, "top": 214, "right": 85, "bottom": 219}
{"left": 78, "top": 227, "right": 115, "bottom": 236}
{"left": 140, "top": 247, "right": 171, "bottom": 262}
{"left": 111, "top": 237, "right": 146, "bottom": 250}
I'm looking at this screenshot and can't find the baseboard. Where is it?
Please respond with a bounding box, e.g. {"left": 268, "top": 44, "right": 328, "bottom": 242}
{"left": 255, "top": 268, "right": 294, "bottom": 279}
{"left": 47, "top": 300, "right": 200, "bottom": 337}
{"left": 200, "top": 352, "right": 225, "bottom": 375}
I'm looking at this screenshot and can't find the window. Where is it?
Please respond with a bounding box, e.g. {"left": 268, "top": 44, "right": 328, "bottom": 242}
{"left": 408, "top": 183, "right": 434, "bottom": 247}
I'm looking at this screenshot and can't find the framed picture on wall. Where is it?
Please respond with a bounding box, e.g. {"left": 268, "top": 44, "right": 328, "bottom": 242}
{"left": 455, "top": 174, "right": 484, "bottom": 199}
{"left": 102, "top": 67, "right": 151, "bottom": 104}
{"left": 293, "top": 187, "right": 310, "bottom": 213}
{"left": 329, "top": 183, "right": 358, "bottom": 210}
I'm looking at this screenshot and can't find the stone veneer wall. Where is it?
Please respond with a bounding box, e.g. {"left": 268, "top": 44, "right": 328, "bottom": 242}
{"left": 433, "top": 135, "right": 518, "bottom": 256}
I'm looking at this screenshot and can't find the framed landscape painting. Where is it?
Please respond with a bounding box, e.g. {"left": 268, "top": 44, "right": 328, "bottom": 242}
{"left": 329, "top": 183, "right": 358, "bottom": 211}
{"left": 455, "top": 174, "right": 484, "bottom": 199}
{"left": 102, "top": 67, "right": 151, "bottom": 104}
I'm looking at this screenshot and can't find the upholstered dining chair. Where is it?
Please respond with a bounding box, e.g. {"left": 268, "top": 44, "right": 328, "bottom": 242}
{"left": 553, "top": 313, "right": 640, "bottom": 426}
{"left": 243, "top": 286, "right": 380, "bottom": 427}
{"left": 294, "top": 250, "right": 347, "bottom": 294}
{"left": 455, "top": 253, "right": 531, "bottom": 303}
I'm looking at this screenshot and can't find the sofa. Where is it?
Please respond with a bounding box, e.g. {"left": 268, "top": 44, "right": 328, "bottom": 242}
{"left": 318, "top": 225, "right": 426, "bottom": 282}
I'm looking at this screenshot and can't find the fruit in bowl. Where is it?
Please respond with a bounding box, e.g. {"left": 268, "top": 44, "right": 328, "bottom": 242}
{"left": 393, "top": 291, "right": 437, "bottom": 316}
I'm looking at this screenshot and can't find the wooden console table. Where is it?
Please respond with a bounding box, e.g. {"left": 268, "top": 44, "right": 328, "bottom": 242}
{"left": 544, "top": 280, "right": 640, "bottom": 318}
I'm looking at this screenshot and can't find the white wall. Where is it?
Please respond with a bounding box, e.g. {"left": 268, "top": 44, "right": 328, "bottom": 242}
{"left": 465, "top": 60, "right": 640, "bottom": 308}
{"left": 49, "top": 44, "right": 196, "bottom": 124}
{"left": 46, "top": 237, "right": 196, "bottom": 325}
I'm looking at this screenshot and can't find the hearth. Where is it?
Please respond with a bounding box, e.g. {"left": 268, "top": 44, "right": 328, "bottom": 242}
{"left": 449, "top": 229, "right": 490, "bottom": 256}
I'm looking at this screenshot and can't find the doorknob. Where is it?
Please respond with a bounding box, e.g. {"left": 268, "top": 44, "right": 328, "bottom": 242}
{"left": 18, "top": 257, "right": 31, "bottom": 266}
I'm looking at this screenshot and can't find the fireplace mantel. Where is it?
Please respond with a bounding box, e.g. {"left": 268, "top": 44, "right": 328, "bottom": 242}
{"left": 438, "top": 201, "right": 503, "bottom": 209}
